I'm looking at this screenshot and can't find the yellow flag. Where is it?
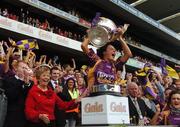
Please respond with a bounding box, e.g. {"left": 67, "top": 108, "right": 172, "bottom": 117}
{"left": 166, "top": 65, "right": 179, "bottom": 79}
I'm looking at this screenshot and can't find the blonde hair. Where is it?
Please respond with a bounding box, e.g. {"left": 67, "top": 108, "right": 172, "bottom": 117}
{"left": 35, "top": 64, "right": 51, "bottom": 80}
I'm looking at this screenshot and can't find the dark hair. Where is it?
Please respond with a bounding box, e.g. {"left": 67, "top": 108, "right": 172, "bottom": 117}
{"left": 165, "top": 87, "right": 175, "bottom": 92}
{"left": 65, "top": 78, "right": 76, "bottom": 91}
{"left": 50, "top": 66, "right": 60, "bottom": 74}
{"left": 167, "top": 90, "right": 180, "bottom": 107}
{"left": 97, "top": 42, "right": 114, "bottom": 59}
{"left": 175, "top": 79, "right": 180, "bottom": 83}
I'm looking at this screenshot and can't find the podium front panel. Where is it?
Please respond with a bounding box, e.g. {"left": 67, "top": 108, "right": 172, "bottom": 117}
{"left": 82, "top": 95, "right": 130, "bottom": 125}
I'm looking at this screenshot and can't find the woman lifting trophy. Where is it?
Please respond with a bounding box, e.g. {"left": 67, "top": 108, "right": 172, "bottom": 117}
{"left": 81, "top": 13, "right": 132, "bottom": 96}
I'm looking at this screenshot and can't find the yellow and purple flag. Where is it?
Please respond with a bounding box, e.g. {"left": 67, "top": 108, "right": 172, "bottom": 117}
{"left": 160, "top": 58, "right": 179, "bottom": 79}
{"left": 165, "top": 65, "right": 179, "bottom": 79}
{"left": 9, "top": 38, "right": 39, "bottom": 50}
{"left": 135, "top": 63, "right": 157, "bottom": 100}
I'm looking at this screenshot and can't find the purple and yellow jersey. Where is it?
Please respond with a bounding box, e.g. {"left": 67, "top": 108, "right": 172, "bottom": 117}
{"left": 87, "top": 48, "right": 124, "bottom": 86}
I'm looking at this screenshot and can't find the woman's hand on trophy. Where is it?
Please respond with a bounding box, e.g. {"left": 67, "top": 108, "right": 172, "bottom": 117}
{"left": 110, "top": 24, "right": 129, "bottom": 41}
{"left": 117, "top": 24, "right": 129, "bottom": 38}
{"left": 84, "top": 29, "right": 90, "bottom": 39}
{"left": 110, "top": 32, "right": 119, "bottom": 42}
{"left": 83, "top": 29, "right": 90, "bottom": 42}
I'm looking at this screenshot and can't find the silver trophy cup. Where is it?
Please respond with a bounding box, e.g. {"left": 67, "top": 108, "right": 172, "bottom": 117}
{"left": 88, "top": 17, "right": 117, "bottom": 48}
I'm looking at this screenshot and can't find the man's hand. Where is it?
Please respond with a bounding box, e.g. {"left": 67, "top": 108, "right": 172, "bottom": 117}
{"left": 54, "top": 85, "right": 63, "bottom": 93}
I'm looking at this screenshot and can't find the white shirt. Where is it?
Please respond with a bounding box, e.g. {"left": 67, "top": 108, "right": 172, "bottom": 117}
{"left": 15, "top": 75, "right": 23, "bottom": 81}
{"left": 50, "top": 80, "right": 58, "bottom": 89}
{"left": 129, "top": 96, "right": 143, "bottom": 119}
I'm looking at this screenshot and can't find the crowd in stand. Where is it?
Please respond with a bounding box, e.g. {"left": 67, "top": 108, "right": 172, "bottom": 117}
{"left": 125, "top": 35, "right": 141, "bottom": 47}
{"left": 0, "top": 7, "right": 83, "bottom": 42}
{"left": 133, "top": 55, "right": 156, "bottom": 65}
{"left": 44, "top": 2, "right": 92, "bottom": 22}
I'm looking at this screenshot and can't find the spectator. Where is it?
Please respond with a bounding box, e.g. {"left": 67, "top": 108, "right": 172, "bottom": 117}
{"left": 3, "top": 60, "right": 33, "bottom": 127}
{"left": 54, "top": 26, "right": 59, "bottom": 34}
{"left": 64, "top": 31, "right": 68, "bottom": 37}
{"left": 62, "top": 59, "right": 76, "bottom": 84}
{"left": 50, "top": 27, "right": 54, "bottom": 33}
{"left": 2, "top": 8, "right": 9, "bottom": 17}
{"left": 58, "top": 28, "right": 64, "bottom": 36}
{"left": 138, "top": 85, "right": 156, "bottom": 112}
{"left": 40, "top": 19, "right": 50, "bottom": 31}
{"left": 162, "top": 87, "right": 175, "bottom": 111}
{"left": 175, "top": 79, "right": 180, "bottom": 90}
{"left": 75, "top": 71, "right": 82, "bottom": 80}
{"left": 163, "top": 76, "right": 173, "bottom": 89}
{"left": 115, "top": 70, "right": 127, "bottom": 86}
{"left": 158, "top": 90, "right": 180, "bottom": 125}
{"left": 32, "top": 18, "right": 36, "bottom": 27}
{"left": 62, "top": 78, "right": 79, "bottom": 127}
{"left": 27, "top": 17, "right": 33, "bottom": 26}
{"left": 68, "top": 32, "right": 73, "bottom": 39}
{"left": 73, "top": 33, "right": 77, "bottom": 40}
{"left": 49, "top": 66, "right": 66, "bottom": 127}
{"left": 19, "top": 8, "right": 27, "bottom": 23}
{"left": 126, "top": 73, "right": 133, "bottom": 84}
{"left": 77, "top": 77, "right": 86, "bottom": 96}
{"left": 127, "top": 82, "right": 160, "bottom": 125}
{"left": 25, "top": 65, "right": 79, "bottom": 127}
{"left": 77, "top": 34, "right": 82, "bottom": 41}
{"left": 35, "top": 19, "right": 41, "bottom": 28}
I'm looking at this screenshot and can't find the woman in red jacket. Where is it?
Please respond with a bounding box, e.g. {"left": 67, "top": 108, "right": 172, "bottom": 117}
{"left": 25, "top": 65, "right": 80, "bottom": 127}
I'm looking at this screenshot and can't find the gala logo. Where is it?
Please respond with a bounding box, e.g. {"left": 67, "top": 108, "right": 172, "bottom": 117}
{"left": 110, "top": 102, "right": 126, "bottom": 112}
{"left": 84, "top": 102, "right": 103, "bottom": 113}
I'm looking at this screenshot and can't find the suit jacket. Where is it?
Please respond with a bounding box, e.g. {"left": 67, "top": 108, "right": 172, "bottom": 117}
{"left": 3, "top": 76, "right": 32, "bottom": 127}
{"left": 61, "top": 88, "right": 79, "bottom": 120}
{"left": 48, "top": 81, "right": 66, "bottom": 127}
{"left": 127, "top": 96, "right": 155, "bottom": 125}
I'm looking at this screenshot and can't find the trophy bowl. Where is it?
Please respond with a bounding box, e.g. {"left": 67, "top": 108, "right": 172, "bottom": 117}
{"left": 88, "top": 17, "right": 117, "bottom": 48}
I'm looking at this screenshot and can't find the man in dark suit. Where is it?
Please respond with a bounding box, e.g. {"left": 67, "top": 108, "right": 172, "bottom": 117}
{"left": 49, "top": 66, "right": 66, "bottom": 127}
{"left": 127, "top": 82, "right": 159, "bottom": 125}
{"left": 3, "top": 61, "right": 32, "bottom": 127}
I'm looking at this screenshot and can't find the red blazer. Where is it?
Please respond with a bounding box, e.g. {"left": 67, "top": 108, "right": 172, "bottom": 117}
{"left": 25, "top": 85, "right": 76, "bottom": 123}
